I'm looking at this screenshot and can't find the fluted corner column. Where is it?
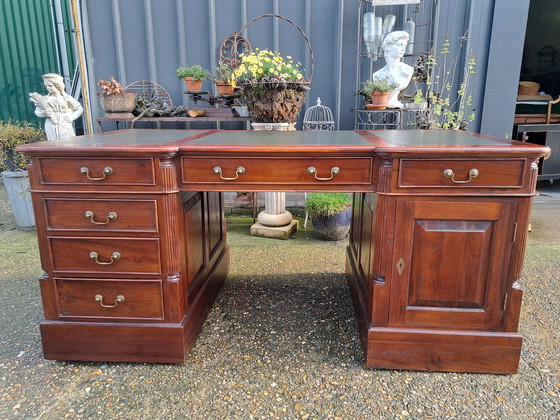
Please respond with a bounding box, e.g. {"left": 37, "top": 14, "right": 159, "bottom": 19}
{"left": 257, "top": 191, "right": 293, "bottom": 227}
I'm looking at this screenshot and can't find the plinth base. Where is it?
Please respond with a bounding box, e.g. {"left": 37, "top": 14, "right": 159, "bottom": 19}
{"left": 250, "top": 220, "right": 298, "bottom": 240}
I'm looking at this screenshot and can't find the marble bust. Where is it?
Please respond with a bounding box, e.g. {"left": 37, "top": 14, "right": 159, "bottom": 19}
{"left": 372, "top": 31, "right": 413, "bottom": 108}
{"left": 29, "top": 73, "right": 83, "bottom": 140}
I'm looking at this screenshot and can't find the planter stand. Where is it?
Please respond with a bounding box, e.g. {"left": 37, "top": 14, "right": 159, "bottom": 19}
{"left": 249, "top": 123, "right": 298, "bottom": 239}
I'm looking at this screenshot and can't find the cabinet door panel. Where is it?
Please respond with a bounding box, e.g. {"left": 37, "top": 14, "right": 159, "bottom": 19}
{"left": 391, "top": 200, "right": 517, "bottom": 329}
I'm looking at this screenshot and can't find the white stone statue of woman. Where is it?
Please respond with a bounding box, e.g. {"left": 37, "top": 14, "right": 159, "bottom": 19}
{"left": 29, "top": 73, "right": 83, "bottom": 140}
{"left": 372, "top": 31, "right": 413, "bottom": 108}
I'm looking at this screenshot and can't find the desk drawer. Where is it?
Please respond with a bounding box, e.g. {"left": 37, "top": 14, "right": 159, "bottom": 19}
{"left": 56, "top": 278, "right": 163, "bottom": 320}
{"left": 49, "top": 237, "right": 161, "bottom": 275}
{"left": 38, "top": 157, "right": 156, "bottom": 186}
{"left": 398, "top": 159, "right": 526, "bottom": 189}
{"left": 181, "top": 157, "right": 373, "bottom": 187}
{"left": 44, "top": 198, "right": 158, "bottom": 232}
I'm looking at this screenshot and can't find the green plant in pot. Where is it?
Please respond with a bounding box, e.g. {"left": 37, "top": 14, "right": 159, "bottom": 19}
{"left": 361, "top": 78, "right": 398, "bottom": 110}
{"left": 97, "top": 77, "right": 136, "bottom": 115}
{"left": 211, "top": 61, "right": 235, "bottom": 96}
{"left": 1, "top": 120, "right": 46, "bottom": 230}
{"left": 176, "top": 64, "right": 209, "bottom": 92}
{"left": 305, "top": 193, "right": 352, "bottom": 241}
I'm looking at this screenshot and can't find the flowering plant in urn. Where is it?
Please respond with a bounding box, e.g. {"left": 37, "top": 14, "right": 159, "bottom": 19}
{"left": 233, "top": 49, "right": 309, "bottom": 123}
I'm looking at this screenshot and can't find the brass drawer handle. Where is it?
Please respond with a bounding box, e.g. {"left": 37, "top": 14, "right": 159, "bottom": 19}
{"left": 84, "top": 210, "right": 118, "bottom": 224}
{"left": 89, "top": 251, "right": 121, "bottom": 265}
{"left": 307, "top": 166, "right": 340, "bottom": 181}
{"left": 213, "top": 166, "right": 246, "bottom": 181}
{"left": 80, "top": 166, "right": 113, "bottom": 181}
{"left": 442, "top": 168, "right": 479, "bottom": 184}
{"left": 95, "top": 294, "right": 125, "bottom": 308}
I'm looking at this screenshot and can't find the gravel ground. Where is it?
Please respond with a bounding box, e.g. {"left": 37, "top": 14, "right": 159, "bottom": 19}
{"left": 0, "top": 182, "right": 559, "bottom": 420}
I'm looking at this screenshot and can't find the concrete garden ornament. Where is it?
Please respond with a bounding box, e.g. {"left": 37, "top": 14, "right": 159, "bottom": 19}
{"left": 29, "top": 73, "right": 83, "bottom": 140}
{"left": 371, "top": 31, "right": 413, "bottom": 109}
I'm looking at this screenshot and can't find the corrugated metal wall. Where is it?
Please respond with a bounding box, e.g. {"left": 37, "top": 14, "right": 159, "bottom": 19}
{"left": 82, "top": 0, "right": 530, "bottom": 135}
{"left": 0, "top": 0, "right": 59, "bottom": 123}
{"left": 85, "top": 0, "right": 360, "bottom": 131}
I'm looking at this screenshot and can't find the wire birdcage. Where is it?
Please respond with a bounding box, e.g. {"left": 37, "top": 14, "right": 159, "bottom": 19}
{"left": 303, "top": 97, "right": 335, "bottom": 131}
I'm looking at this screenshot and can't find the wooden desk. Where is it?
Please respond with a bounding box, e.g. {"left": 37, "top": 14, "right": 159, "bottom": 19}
{"left": 19, "top": 129, "right": 549, "bottom": 373}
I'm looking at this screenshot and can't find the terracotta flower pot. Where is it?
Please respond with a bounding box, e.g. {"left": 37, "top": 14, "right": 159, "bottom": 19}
{"left": 215, "top": 82, "right": 234, "bottom": 96}
{"left": 369, "top": 91, "right": 390, "bottom": 110}
{"left": 183, "top": 77, "right": 203, "bottom": 91}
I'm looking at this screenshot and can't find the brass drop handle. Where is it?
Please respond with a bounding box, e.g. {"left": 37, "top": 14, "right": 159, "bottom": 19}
{"left": 80, "top": 166, "right": 113, "bottom": 181}
{"left": 85, "top": 210, "right": 118, "bottom": 224}
{"left": 307, "top": 166, "right": 340, "bottom": 181}
{"left": 95, "top": 294, "right": 125, "bottom": 308}
{"left": 89, "top": 251, "right": 121, "bottom": 265}
{"left": 213, "top": 166, "right": 246, "bottom": 181}
{"left": 442, "top": 168, "right": 479, "bottom": 184}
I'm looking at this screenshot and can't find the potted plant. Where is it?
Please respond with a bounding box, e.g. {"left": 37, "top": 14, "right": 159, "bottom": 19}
{"left": 176, "top": 65, "right": 209, "bottom": 92}
{"left": 404, "top": 88, "right": 428, "bottom": 110}
{"left": 97, "top": 77, "right": 136, "bottom": 114}
{"left": 212, "top": 61, "right": 235, "bottom": 96}
{"left": 1, "top": 120, "right": 46, "bottom": 230}
{"left": 305, "top": 193, "right": 352, "bottom": 241}
{"left": 233, "top": 49, "right": 309, "bottom": 125}
{"left": 361, "top": 78, "right": 398, "bottom": 110}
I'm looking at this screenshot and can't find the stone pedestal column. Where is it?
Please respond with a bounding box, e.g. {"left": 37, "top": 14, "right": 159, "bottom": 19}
{"left": 249, "top": 122, "right": 298, "bottom": 239}
{"left": 257, "top": 191, "right": 293, "bottom": 227}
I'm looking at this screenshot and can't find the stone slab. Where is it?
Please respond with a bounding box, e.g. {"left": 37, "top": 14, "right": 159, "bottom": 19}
{"left": 250, "top": 220, "right": 298, "bottom": 240}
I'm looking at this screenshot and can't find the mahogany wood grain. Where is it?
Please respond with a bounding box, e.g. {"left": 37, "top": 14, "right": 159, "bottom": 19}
{"left": 19, "top": 129, "right": 550, "bottom": 372}
{"left": 180, "top": 156, "right": 374, "bottom": 192}
{"left": 390, "top": 198, "right": 516, "bottom": 329}
{"left": 398, "top": 158, "right": 526, "bottom": 189}
{"left": 38, "top": 157, "right": 156, "bottom": 186}
{"left": 49, "top": 237, "right": 161, "bottom": 275}
{"left": 56, "top": 278, "right": 163, "bottom": 320}
{"left": 183, "top": 193, "right": 206, "bottom": 294}
{"left": 366, "top": 327, "right": 522, "bottom": 374}
{"left": 43, "top": 197, "right": 158, "bottom": 232}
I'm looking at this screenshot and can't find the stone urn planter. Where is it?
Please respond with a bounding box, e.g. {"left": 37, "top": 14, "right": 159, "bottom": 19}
{"left": 97, "top": 77, "right": 136, "bottom": 115}
{"left": 97, "top": 92, "right": 137, "bottom": 114}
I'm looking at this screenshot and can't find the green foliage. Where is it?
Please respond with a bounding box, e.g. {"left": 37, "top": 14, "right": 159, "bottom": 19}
{"left": 0, "top": 120, "right": 46, "bottom": 171}
{"left": 176, "top": 65, "right": 209, "bottom": 81}
{"left": 413, "top": 89, "right": 426, "bottom": 104}
{"left": 305, "top": 193, "right": 352, "bottom": 218}
{"left": 211, "top": 61, "right": 234, "bottom": 83}
{"left": 413, "top": 33, "right": 477, "bottom": 131}
{"left": 362, "top": 78, "right": 398, "bottom": 94}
